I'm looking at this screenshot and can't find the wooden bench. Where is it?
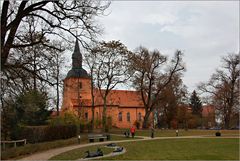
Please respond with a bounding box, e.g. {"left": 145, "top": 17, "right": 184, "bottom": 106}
{"left": 88, "top": 134, "right": 110, "bottom": 143}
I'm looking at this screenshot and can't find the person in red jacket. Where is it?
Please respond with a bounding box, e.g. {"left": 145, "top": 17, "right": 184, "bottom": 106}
{"left": 130, "top": 126, "right": 136, "bottom": 138}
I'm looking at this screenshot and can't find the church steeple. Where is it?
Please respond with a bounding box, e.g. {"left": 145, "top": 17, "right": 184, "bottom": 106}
{"left": 72, "top": 39, "right": 82, "bottom": 69}
{"left": 65, "top": 39, "right": 89, "bottom": 79}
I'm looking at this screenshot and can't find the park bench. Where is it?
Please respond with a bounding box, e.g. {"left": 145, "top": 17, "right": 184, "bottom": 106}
{"left": 88, "top": 134, "right": 110, "bottom": 142}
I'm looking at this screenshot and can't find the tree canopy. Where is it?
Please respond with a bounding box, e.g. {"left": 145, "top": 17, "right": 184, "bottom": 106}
{"left": 1, "top": 0, "right": 110, "bottom": 69}
{"left": 198, "top": 53, "right": 239, "bottom": 129}
{"left": 128, "top": 47, "right": 185, "bottom": 128}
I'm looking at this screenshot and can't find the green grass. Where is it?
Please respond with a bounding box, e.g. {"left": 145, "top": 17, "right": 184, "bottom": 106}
{"left": 103, "top": 138, "right": 239, "bottom": 160}
{"left": 49, "top": 145, "right": 113, "bottom": 160}
{"left": 1, "top": 134, "right": 137, "bottom": 160}
{"left": 49, "top": 138, "right": 239, "bottom": 160}
{"left": 2, "top": 130, "right": 239, "bottom": 160}
{"left": 110, "top": 128, "right": 240, "bottom": 137}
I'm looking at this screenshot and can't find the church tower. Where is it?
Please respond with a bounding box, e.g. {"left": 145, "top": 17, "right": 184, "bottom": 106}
{"left": 62, "top": 39, "right": 91, "bottom": 113}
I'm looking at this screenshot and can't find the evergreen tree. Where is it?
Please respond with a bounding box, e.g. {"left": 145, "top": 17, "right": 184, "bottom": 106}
{"left": 190, "top": 90, "right": 202, "bottom": 116}
{"left": 15, "top": 89, "right": 52, "bottom": 126}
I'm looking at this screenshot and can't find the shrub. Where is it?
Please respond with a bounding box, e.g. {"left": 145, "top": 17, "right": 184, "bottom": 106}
{"left": 49, "top": 112, "right": 79, "bottom": 126}
{"left": 1, "top": 137, "right": 82, "bottom": 160}
{"left": 216, "top": 131, "right": 221, "bottom": 136}
{"left": 134, "top": 120, "right": 141, "bottom": 129}
{"left": 10, "top": 125, "right": 24, "bottom": 140}
{"left": 95, "top": 119, "right": 102, "bottom": 128}
{"left": 87, "top": 122, "right": 93, "bottom": 133}
{"left": 79, "top": 122, "right": 86, "bottom": 133}
{"left": 104, "top": 116, "right": 112, "bottom": 132}
{"left": 17, "top": 125, "right": 77, "bottom": 143}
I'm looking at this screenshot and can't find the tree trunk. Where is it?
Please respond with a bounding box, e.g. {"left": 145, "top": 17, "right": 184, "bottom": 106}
{"left": 142, "top": 110, "right": 151, "bottom": 129}
{"left": 167, "top": 120, "right": 171, "bottom": 129}
{"left": 91, "top": 103, "right": 94, "bottom": 130}
{"left": 33, "top": 50, "right": 37, "bottom": 91}
{"left": 224, "top": 115, "right": 230, "bottom": 129}
{"left": 102, "top": 96, "right": 107, "bottom": 131}
{"left": 56, "top": 76, "right": 59, "bottom": 116}
{"left": 90, "top": 76, "right": 95, "bottom": 130}
{"left": 56, "top": 54, "right": 59, "bottom": 116}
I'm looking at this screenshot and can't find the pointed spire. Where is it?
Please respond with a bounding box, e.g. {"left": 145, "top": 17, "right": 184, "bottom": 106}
{"left": 66, "top": 39, "right": 89, "bottom": 79}
{"left": 72, "top": 39, "right": 82, "bottom": 69}
{"left": 74, "top": 39, "right": 80, "bottom": 54}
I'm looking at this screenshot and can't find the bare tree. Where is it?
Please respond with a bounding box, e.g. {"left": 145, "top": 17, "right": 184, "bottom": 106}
{"left": 48, "top": 41, "right": 65, "bottom": 116}
{"left": 1, "top": 15, "right": 64, "bottom": 94}
{"left": 1, "top": 0, "right": 110, "bottom": 69}
{"left": 1, "top": 17, "right": 66, "bottom": 119}
{"left": 84, "top": 44, "right": 98, "bottom": 130}
{"left": 198, "top": 53, "right": 240, "bottom": 129}
{"left": 129, "top": 47, "right": 185, "bottom": 128}
{"left": 92, "top": 40, "right": 131, "bottom": 131}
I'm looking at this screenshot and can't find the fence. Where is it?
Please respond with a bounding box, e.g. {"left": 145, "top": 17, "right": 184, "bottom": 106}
{"left": 1, "top": 139, "right": 26, "bottom": 150}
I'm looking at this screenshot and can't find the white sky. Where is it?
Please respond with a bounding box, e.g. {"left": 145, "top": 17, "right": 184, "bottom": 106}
{"left": 94, "top": 1, "right": 239, "bottom": 93}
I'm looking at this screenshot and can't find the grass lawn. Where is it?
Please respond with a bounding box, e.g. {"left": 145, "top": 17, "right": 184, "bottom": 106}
{"left": 110, "top": 128, "right": 240, "bottom": 137}
{"left": 1, "top": 134, "right": 137, "bottom": 160}
{"left": 50, "top": 138, "right": 239, "bottom": 160}
{"left": 104, "top": 138, "right": 239, "bottom": 160}
{"left": 49, "top": 146, "right": 113, "bottom": 160}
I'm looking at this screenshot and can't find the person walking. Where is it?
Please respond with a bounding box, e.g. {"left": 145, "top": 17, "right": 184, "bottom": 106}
{"left": 130, "top": 126, "right": 136, "bottom": 138}
{"left": 151, "top": 127, "right": 154, "bottom": 138}
{"left": 176, "top": 129, "right": 179, "bottom": 136}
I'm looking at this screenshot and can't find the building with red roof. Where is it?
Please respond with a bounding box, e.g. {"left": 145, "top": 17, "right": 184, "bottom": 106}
{"left": 61, "top": 40, "right": 147, "bottom": 128}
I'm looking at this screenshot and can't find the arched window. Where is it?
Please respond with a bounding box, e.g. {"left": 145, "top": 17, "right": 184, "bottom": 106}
{"left": 118, "top": 112, "right": 122, "bottom": 121}
{"left": 96, "top": 112, "right": 99, "bottom": 119}
{"left": 138, "top": 112, "right": 142, "bottom": 121}
{"left": 127, "top": 112, "right": 130, "bottom": 122}
{"left": 79, "top": 82, "right": 82, "bottom": 89}
{"left": 85, "top": 112, "right": 88, "bottom": 120}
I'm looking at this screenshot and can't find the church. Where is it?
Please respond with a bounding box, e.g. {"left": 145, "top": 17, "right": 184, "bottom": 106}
{"left": 62, "top": 40, "right": 148, "bottom": 128}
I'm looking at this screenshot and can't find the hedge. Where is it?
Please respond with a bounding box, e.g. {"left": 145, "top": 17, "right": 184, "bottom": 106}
{"left": 17, "top": 125, "right": 77, "bottom": 143}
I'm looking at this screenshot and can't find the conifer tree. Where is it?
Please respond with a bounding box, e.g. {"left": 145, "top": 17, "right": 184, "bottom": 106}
{"left": 190, "top": 90, "right": 202, "bottom": 116}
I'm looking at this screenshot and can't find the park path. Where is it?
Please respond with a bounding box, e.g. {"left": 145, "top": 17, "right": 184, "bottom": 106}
{"left": 19, "top": 134, "right": 239, "bottom": 161}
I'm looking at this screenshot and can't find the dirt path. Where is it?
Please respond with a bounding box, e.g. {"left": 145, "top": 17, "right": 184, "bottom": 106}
{"left": 19, "top": 135, "right": 239, "bottom": 161}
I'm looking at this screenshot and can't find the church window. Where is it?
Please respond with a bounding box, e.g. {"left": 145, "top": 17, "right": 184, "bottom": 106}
{"left": 118, "top": 112, "right": 122, "bottom": 121}
{"left": 96, "top": 112, "right": 99, "bottom": 119}
{"left": 85, "top": 112, "right": 88, "bottom": 120}
{"left": 138, "top": 112, "right": 142, "bottom": 121}
{"left": 127, "top": 112, "right": 130, "bottom": 122}
{"left": 79, "top": 82, "right": 82, "bottom": 89}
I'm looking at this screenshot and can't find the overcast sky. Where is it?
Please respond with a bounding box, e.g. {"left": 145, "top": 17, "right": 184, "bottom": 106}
{"left": 95, "top": 1, "right": 239, "bottom": 93}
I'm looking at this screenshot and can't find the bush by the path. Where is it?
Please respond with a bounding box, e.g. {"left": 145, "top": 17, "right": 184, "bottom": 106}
{"left": 1, "top": 136, "right": 84, "bottom": 160}
{"left": 18, "top": 125, "right": 77, "bottom": 143}
{"left": 1, "top": 133, "right": 136, "bottom": 160}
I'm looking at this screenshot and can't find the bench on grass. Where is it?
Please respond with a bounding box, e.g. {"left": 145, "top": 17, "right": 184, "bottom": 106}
{"left": 88, "top": 134, "right": 110, "bottom": 142}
